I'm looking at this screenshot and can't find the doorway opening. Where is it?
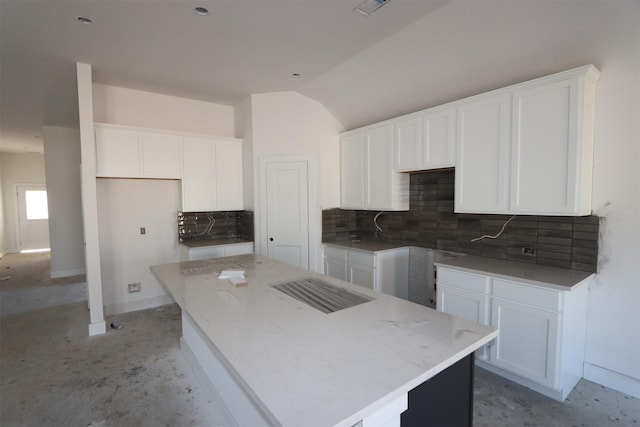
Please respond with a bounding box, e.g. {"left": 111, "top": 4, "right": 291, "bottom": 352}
{"left": 16, "top": 184, "right": 51, "bottom": 252}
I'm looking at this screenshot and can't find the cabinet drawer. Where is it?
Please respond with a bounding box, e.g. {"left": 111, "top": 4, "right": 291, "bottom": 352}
{"left": 324, "top": 246, "right": 347, "bottom": 261}
{"left": 348, "top": 251, "right": 375, "bottom": 268}
{"left": 492, "top": 279, "right": 561, "bottom": 312}
{"left": 437, "top": 268, "right": 490, "bottom": 294}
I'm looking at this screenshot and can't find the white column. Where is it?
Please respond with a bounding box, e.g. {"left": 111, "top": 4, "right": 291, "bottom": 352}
{"left": 77, "top": 62, "right": 106, "bottom": 336}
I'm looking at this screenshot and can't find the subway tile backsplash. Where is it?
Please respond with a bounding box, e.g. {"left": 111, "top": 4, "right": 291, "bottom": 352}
{"left": 178, "top": 210, "right": 254, "bottom": 242}
{"left": 323, "top": 169, "right": 598, "bottom": 272}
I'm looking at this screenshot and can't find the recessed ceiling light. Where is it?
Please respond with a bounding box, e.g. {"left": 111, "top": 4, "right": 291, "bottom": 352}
{"left": 76, "top": 16, "right": 93, "bottom": 24}
{"left": 194, "top": 7, "right": 209, "bottom": 16}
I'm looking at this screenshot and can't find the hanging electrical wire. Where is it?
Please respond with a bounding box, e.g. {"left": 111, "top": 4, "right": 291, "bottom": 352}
{"left": 471, "top": 214, "right": 516, "bottom": 242}
{"left": 374, "top": 211, "right": 384, "bottom": 233}
{"left": 199, "top": 215, "right": 216, "bottom": 235}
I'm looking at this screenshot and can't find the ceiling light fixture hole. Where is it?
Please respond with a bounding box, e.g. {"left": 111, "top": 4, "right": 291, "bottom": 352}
{"left": 194, "top": 7, "right": 209, "bottom": 16}
{"left": 76, "top": 16, "right": 93, "bottom": 24}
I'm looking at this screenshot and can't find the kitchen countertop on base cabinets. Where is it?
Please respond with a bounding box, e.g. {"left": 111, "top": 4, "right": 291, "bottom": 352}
{"left": 179, "top": 238, "right": 253, "bottom": 248}
{"left": 435, "top": 255, "right": 594, "bottom": 291}
{"left": 323, "top": 239, "right": 408, "bottom": 253}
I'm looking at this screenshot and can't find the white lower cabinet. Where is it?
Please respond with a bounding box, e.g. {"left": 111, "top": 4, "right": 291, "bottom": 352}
{"left": 436, "top": 265, "right": 588, "bottom": 401}
{"left": 323, "top": 245, "right": 409, "bottom": 299}
{"left": 180, "top": 242, "right": 254, "bottom": 261}
{"left": 490, "top": 298, "right": 559, "bottom": 388}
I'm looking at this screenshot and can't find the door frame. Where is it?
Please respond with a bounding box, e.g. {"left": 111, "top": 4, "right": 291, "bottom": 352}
{"left": 258, "top": 155, "right": 319, "bottom": 272}
{"left": 14, "top": 182, "right": 50, "bottom": 252}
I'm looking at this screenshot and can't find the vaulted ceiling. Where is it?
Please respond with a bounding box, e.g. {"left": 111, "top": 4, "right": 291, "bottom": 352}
{"left": 1, "top": 0, "right": 637, "bottom": 153}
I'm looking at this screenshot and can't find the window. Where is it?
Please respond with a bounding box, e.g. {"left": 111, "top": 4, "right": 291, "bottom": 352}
{"left": 25, "top": 190, "right": 48, "bottom": 220}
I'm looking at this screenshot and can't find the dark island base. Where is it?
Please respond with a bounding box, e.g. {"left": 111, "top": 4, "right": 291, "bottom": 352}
{"left": 402, "top": 353, "right": 475, "bottom": 427}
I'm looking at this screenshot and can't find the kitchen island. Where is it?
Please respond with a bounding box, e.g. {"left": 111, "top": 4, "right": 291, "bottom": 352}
{"left": 151, "top": 254, "right": 497, "bottom": 427}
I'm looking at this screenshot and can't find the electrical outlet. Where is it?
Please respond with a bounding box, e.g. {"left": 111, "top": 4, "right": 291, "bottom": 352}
{"left": 521, "top": 247, "right": 536, "bottom": 256}
{"left": 128, "top": 282, "right": 141, "bottom": 293}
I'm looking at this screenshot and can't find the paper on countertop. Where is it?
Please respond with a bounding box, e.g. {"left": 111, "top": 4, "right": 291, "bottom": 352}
{"left": 218, "top": 270, "right": 248, "bottom": 287}
{"left": 218, "top": 270, "right": 245, "bottom": 279}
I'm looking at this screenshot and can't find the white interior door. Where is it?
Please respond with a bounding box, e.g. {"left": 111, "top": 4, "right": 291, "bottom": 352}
{"left": 16, "top": 184, "right": 50, "bottom": 251}
{"left": 265, "top": 161, "right": 309, "bottom": 269}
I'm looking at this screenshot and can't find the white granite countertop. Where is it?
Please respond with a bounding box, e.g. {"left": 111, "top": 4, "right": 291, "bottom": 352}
{"left": 180, "top": 238, "right": 253, "bottom": 248}
{"left": 435, "top": 255, "right": 595, "bottom": 291}
{"left": 323, "top": 240, "right": 408, "bottom": 253}
{"left": 151, "top": 254, "right": 497, "bottom": 427}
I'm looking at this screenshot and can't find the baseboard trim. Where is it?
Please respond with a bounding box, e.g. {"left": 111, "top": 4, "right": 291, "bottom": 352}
{"left": 583, "top": 362, "right": 640, "bottom": 398}
{"left": 50, "top": 267, "right": 86, "bottom": 279}
{"left": 104, "top": 294, "right": 175, "bottom": 316}
{"left": 475, "top": 360, "right": 566, "bottom": 401}
{"left": 88, "top": 320, "right": 106, "bottom": 336}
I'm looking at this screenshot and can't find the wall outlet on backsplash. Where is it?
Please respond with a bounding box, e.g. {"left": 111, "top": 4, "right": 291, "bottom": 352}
{"left": 521, "top": 247, "right": 536, "bottom": 256}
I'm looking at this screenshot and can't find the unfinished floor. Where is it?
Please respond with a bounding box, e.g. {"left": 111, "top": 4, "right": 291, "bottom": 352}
{"left": 1, "top": 253, "right": 638, "bottom": 426}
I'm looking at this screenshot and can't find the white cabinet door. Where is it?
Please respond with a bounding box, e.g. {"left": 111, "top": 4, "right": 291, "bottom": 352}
{"left": 455, "top": 93, "right": 511, "bottom": 213}
{"left": 325, "top": 257, "right": 348, "bottom": 281}
{"left": 324, "top": 247, "right": 347, "bottom": 281}
{"left": 95, "top": 126, "right": 141, "bottom": 178}
{"left": 394, "top": 108, "right": 455, "bottom": 172}
{"left": 394, "top": 117, "right": 421, "bottom": 171}
{"left": 510, "top": 78, "right": 579, "bottom": 215}
{"left": 182, "top": 136, "right": 216, "bottom": 212}
{"left": 437, "top": 284, "right": 490, "bottom": 325}
{"left": 340, "top": 132, "right": 366, "bottom": 209}
{"left": 141, "top": 132, "right": 181, "bottom": 178}
{"left": 215, "top": 140, "right": 244, "bottom": 211}
{"left": 366, "top": 124, "right": 395, "bottom": 210}
{"left": 349, "top": 263, "right": 376, "bottom": 290}
{"left": 490, "top": 298, "right": 559, "bottom": 388}
{"left": 421, "top": 107, "right": 455, "bottom": 169}
{"left": 437, "top": 283, "right": 490, "bottom": 361}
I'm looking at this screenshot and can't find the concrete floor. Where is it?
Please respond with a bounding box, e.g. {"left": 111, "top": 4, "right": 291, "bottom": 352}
{"left": 1, "top": 253, "right": 638, "bottom": 426}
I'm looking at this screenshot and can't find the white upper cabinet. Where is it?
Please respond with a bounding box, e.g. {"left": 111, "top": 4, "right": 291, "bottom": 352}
{"left": 95, "top": 123, "right": 244, "bottom": 212}
{"left": 454, "top": 65, "right": 599, "bottom": 215}
{"left": 140, "top": 132, "right": 181, "bottom": 179}
{"left": 341, "top": 124, "right": 409, "bottom": 211}
{"left": 182, "top": 136, "right": 217, "bottom": 212}
{"left": 215, "top": 139, "right": 244, "bottom": 211}
{"left": 95, "top": 124, "right": 181, "bottom": 179}
{"left": 182, "top": 136, "right": 244, "bottom": 212}
{"left": 455, "top": 93, "right": 512, "bottom": 213}
{"left": 340, "top": 132, "right": 366, "bottom": 209}
{"left": 95, "top": 125, "right": 142, "bottom": 178}
{"left": 510, "top": 69, "right": 598, "bottom": 215}
{"left": 394, "top": 107, "right": 455, "bottom": 172}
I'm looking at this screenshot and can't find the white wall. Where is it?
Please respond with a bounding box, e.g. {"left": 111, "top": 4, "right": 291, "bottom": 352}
{"left": 0, "top": 159, "right": 5, "bottom": 256}
{"left": 92, "top": 84, "right": 236, "bottom": 137}
{"left": 583, "top": 12, "right": 640, "bottom": 397}
{"left": 90, "top": 84, "right": 237, "bottom": 314}
{"left": 0, "top": 153, "right": 47, "bottom": 252}
{"left": 247, "top": 91, "right": 342, "bottom": 272}
{"left": 42, "top": 126, "right": 85, "bottom": 278}
{"left": 97, "top": 179, "right": 180, "bottom": 315}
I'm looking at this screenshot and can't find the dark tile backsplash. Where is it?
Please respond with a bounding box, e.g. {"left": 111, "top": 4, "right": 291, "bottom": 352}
{"left": 179, "top": 210, "right": 254, "bottom": 242}
{"left": 323, "top": 169, "right": 598, "bottom": 273}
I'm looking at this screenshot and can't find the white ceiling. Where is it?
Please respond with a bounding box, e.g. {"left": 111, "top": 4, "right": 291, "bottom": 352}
{"left": 1, "top": 1, "right": 637, "bottom": 154}
{"left": 0, "top": 0, "right": 447, "bottom": 153}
